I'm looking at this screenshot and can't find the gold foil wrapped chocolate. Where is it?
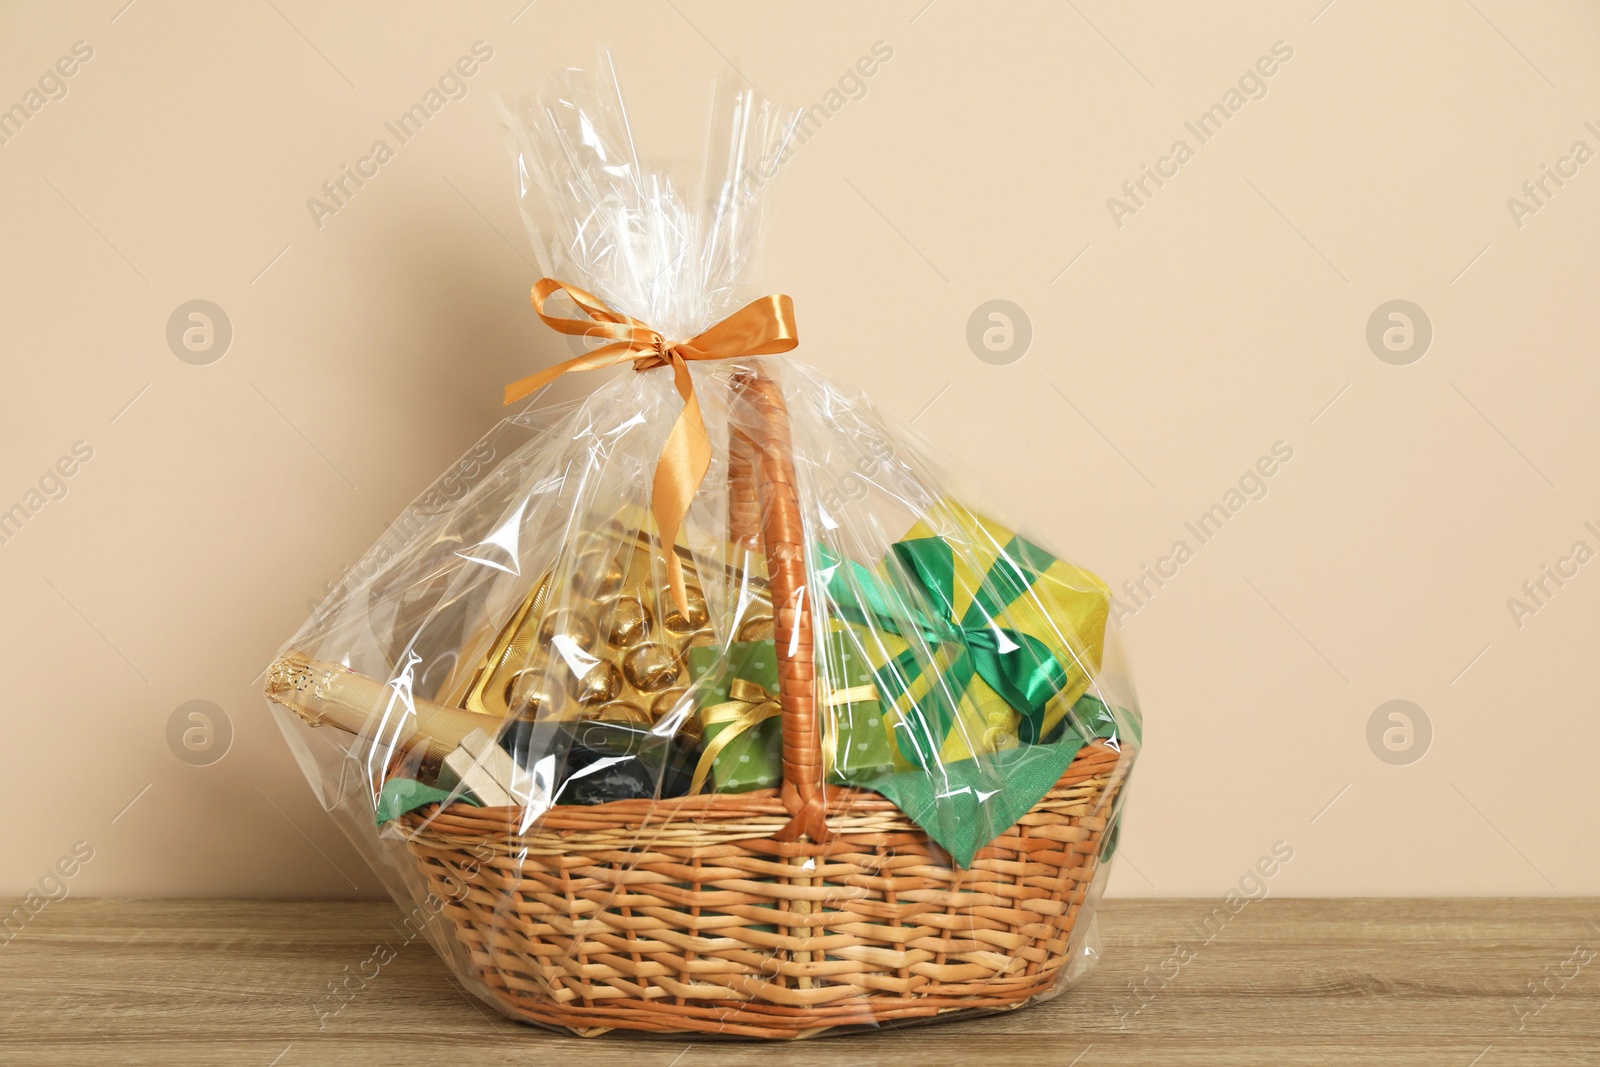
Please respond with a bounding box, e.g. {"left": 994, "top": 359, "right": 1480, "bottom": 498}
{"left": 661, "top": 588, "right": 709, "bottom": 633}
{"left": 605, "top": 596, "right": 651, "bottom": 646}
{"left": 264, "top": 520, "right": 768, "bottom": 769}
{"left": 441, "top": 523, "right": 771, "bottom": 743}
{"left": 571, "top": 547, "right": 627, "bottom": 600}
{"left": 538, "top": 610, "right": 598, "bottom": 653}
{"left": 505, "top": 668, "right": 557, "bottom": 722}
{"left": 568, "top": 660, "right": 624, "bottom": 706}
{"left": 622, "top": 642, "right": 681, "bottom": 692}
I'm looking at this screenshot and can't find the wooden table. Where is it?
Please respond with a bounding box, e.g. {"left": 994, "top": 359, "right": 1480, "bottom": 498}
{"left": 2, "top": 898, "right": 1595, "bottom": 1065}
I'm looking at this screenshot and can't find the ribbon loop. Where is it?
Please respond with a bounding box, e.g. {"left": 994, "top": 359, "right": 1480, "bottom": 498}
{"left": 690, "top": 677, "right": 783, "bottom": 795}
{"left": 505, "top": 279, "right": 799, "bottom": 611}
{"left": 821, "top": 535, "right": 1073, "bottom": 765}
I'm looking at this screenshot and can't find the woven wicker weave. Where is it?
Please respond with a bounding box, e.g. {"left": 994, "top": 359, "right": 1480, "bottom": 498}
{"left": 396, "top": 370, "right": 1129, "bottom": 1038}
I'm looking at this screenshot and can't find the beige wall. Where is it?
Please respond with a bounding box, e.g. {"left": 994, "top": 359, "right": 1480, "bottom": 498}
{"left": 2, "top": 0, "right": 1596, "bottom": 899}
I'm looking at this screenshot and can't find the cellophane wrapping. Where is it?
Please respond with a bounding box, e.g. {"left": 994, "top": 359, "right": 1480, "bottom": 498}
{"left": 265, "top": 54, "right": 1140, "bottom": 1038}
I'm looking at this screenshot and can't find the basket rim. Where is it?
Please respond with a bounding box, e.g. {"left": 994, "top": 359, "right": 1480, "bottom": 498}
{"left": 398, "top": 738, "right": 1130, "bottom": 851}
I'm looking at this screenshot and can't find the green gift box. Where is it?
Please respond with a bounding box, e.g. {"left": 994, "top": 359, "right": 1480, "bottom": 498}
{"left": 686, "top": 641, "right": 785, "bottom": 793}
{"left": 818, "top": 500, "right": 1112, "bottom": 771}
{"left": 818, "top": 628, "right": 896, "bottom": 785}
{"left": 810, "top": 499, "right": 1132, "bottom": 865}
{"left": 686, "top": 635, "right": 1130, "bottom": 866}
{"left": 864, "top": 691, "right": 1124, "bottom": 867}
{"left": 686, "top": 633, "right": 896, "bottom": 793}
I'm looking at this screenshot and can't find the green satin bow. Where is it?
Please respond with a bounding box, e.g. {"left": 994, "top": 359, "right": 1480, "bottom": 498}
{"left": 820, "top": 534, "right": 1072, "bottom": 767}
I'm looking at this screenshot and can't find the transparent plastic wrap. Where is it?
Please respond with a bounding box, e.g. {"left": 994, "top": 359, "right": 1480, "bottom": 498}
{"left": 265, "top": 55, "right": 1140, "bottom": 1039}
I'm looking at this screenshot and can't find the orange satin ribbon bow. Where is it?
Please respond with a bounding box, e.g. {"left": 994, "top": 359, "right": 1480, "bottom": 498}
{"left": 504, "top": 278, "right": 799, "bottom": 610}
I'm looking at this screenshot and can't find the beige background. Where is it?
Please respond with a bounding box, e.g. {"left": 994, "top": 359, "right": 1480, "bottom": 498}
{"left": 2, "top": 0, "right": 1596, "bottom": 899}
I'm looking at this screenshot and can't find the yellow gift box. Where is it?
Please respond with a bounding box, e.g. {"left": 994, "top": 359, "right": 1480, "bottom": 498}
{"left": 823, "top": 500, "right": 1111, "bottom": 770}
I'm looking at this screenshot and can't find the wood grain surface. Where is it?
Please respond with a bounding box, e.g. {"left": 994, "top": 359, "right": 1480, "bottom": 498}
{"left": 1, "top": 898, "right": 1595, "bottom": 1065}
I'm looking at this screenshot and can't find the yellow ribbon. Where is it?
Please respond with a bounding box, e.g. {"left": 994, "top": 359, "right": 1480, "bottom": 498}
{"left": 689, "top": 677, "right": 784, "bottom": 795}
{"left": 504, "top": 279, "right": 799, "bottom": 612}
{"left": 819, "top": 684, "right": 874, "bottom": 784}
{"left": 825, "top": 685, "right": 878, "bottom": 706}
{"left": 688, "top": 677, "right": 868, "bottom": 794}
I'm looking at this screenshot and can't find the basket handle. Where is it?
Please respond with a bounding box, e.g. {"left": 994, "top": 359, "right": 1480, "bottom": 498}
{"left": 728, "top": 369, "right": 831, "bottom": 843}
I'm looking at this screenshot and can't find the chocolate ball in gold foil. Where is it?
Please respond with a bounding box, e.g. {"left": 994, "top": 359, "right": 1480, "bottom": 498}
{"left": 537, "top": 610, "right": 599, "bottom": 652}
{"left": 566, "top": 660, "right": 624, "bottom": 707}
{"left": 679, "top": 627, "right": 718, "bottom": 652}
{"left": 606, "top": 596, "right": 651, "bottom": 648}
{"left": 651, "top": 687, "right": 688, "bottom": 718}
{"left": 504, "top": 668, "right": 559, "bottom": 722}
{"left": 592, "top": 700, "right": 651, "bottom": 727}
{"left": 661, "top": 587, "right": 709, "bottom": 633}
{"left": 651, "top": 687, "right": 699, "bottom": 743}
{"left": 737, "top": 614, "right": 775, "bottom": 642}
{"left": 570, "top": 548, "right": 626, "bottom": 600}
{"left": 622, "top": 642, "right": 682, "bottom": 692}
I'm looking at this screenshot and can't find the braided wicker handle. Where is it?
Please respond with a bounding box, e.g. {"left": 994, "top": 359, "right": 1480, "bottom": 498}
{"left": 727, "top": 369, "right": 831, "bottom": 843}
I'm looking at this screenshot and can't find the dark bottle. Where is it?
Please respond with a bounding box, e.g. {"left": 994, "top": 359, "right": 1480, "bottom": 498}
{"left": 496, "top": 717, "right": 698, "bottom": 805}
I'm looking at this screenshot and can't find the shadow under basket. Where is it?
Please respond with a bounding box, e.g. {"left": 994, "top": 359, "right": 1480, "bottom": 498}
{"left": 398, "top": 739, "right": 1126, "bottom": 1039}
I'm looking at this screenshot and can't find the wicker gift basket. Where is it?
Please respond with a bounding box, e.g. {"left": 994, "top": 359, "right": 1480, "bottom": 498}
{"left": 264, "top": 56, "right": 1139, "bottom": 1040}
